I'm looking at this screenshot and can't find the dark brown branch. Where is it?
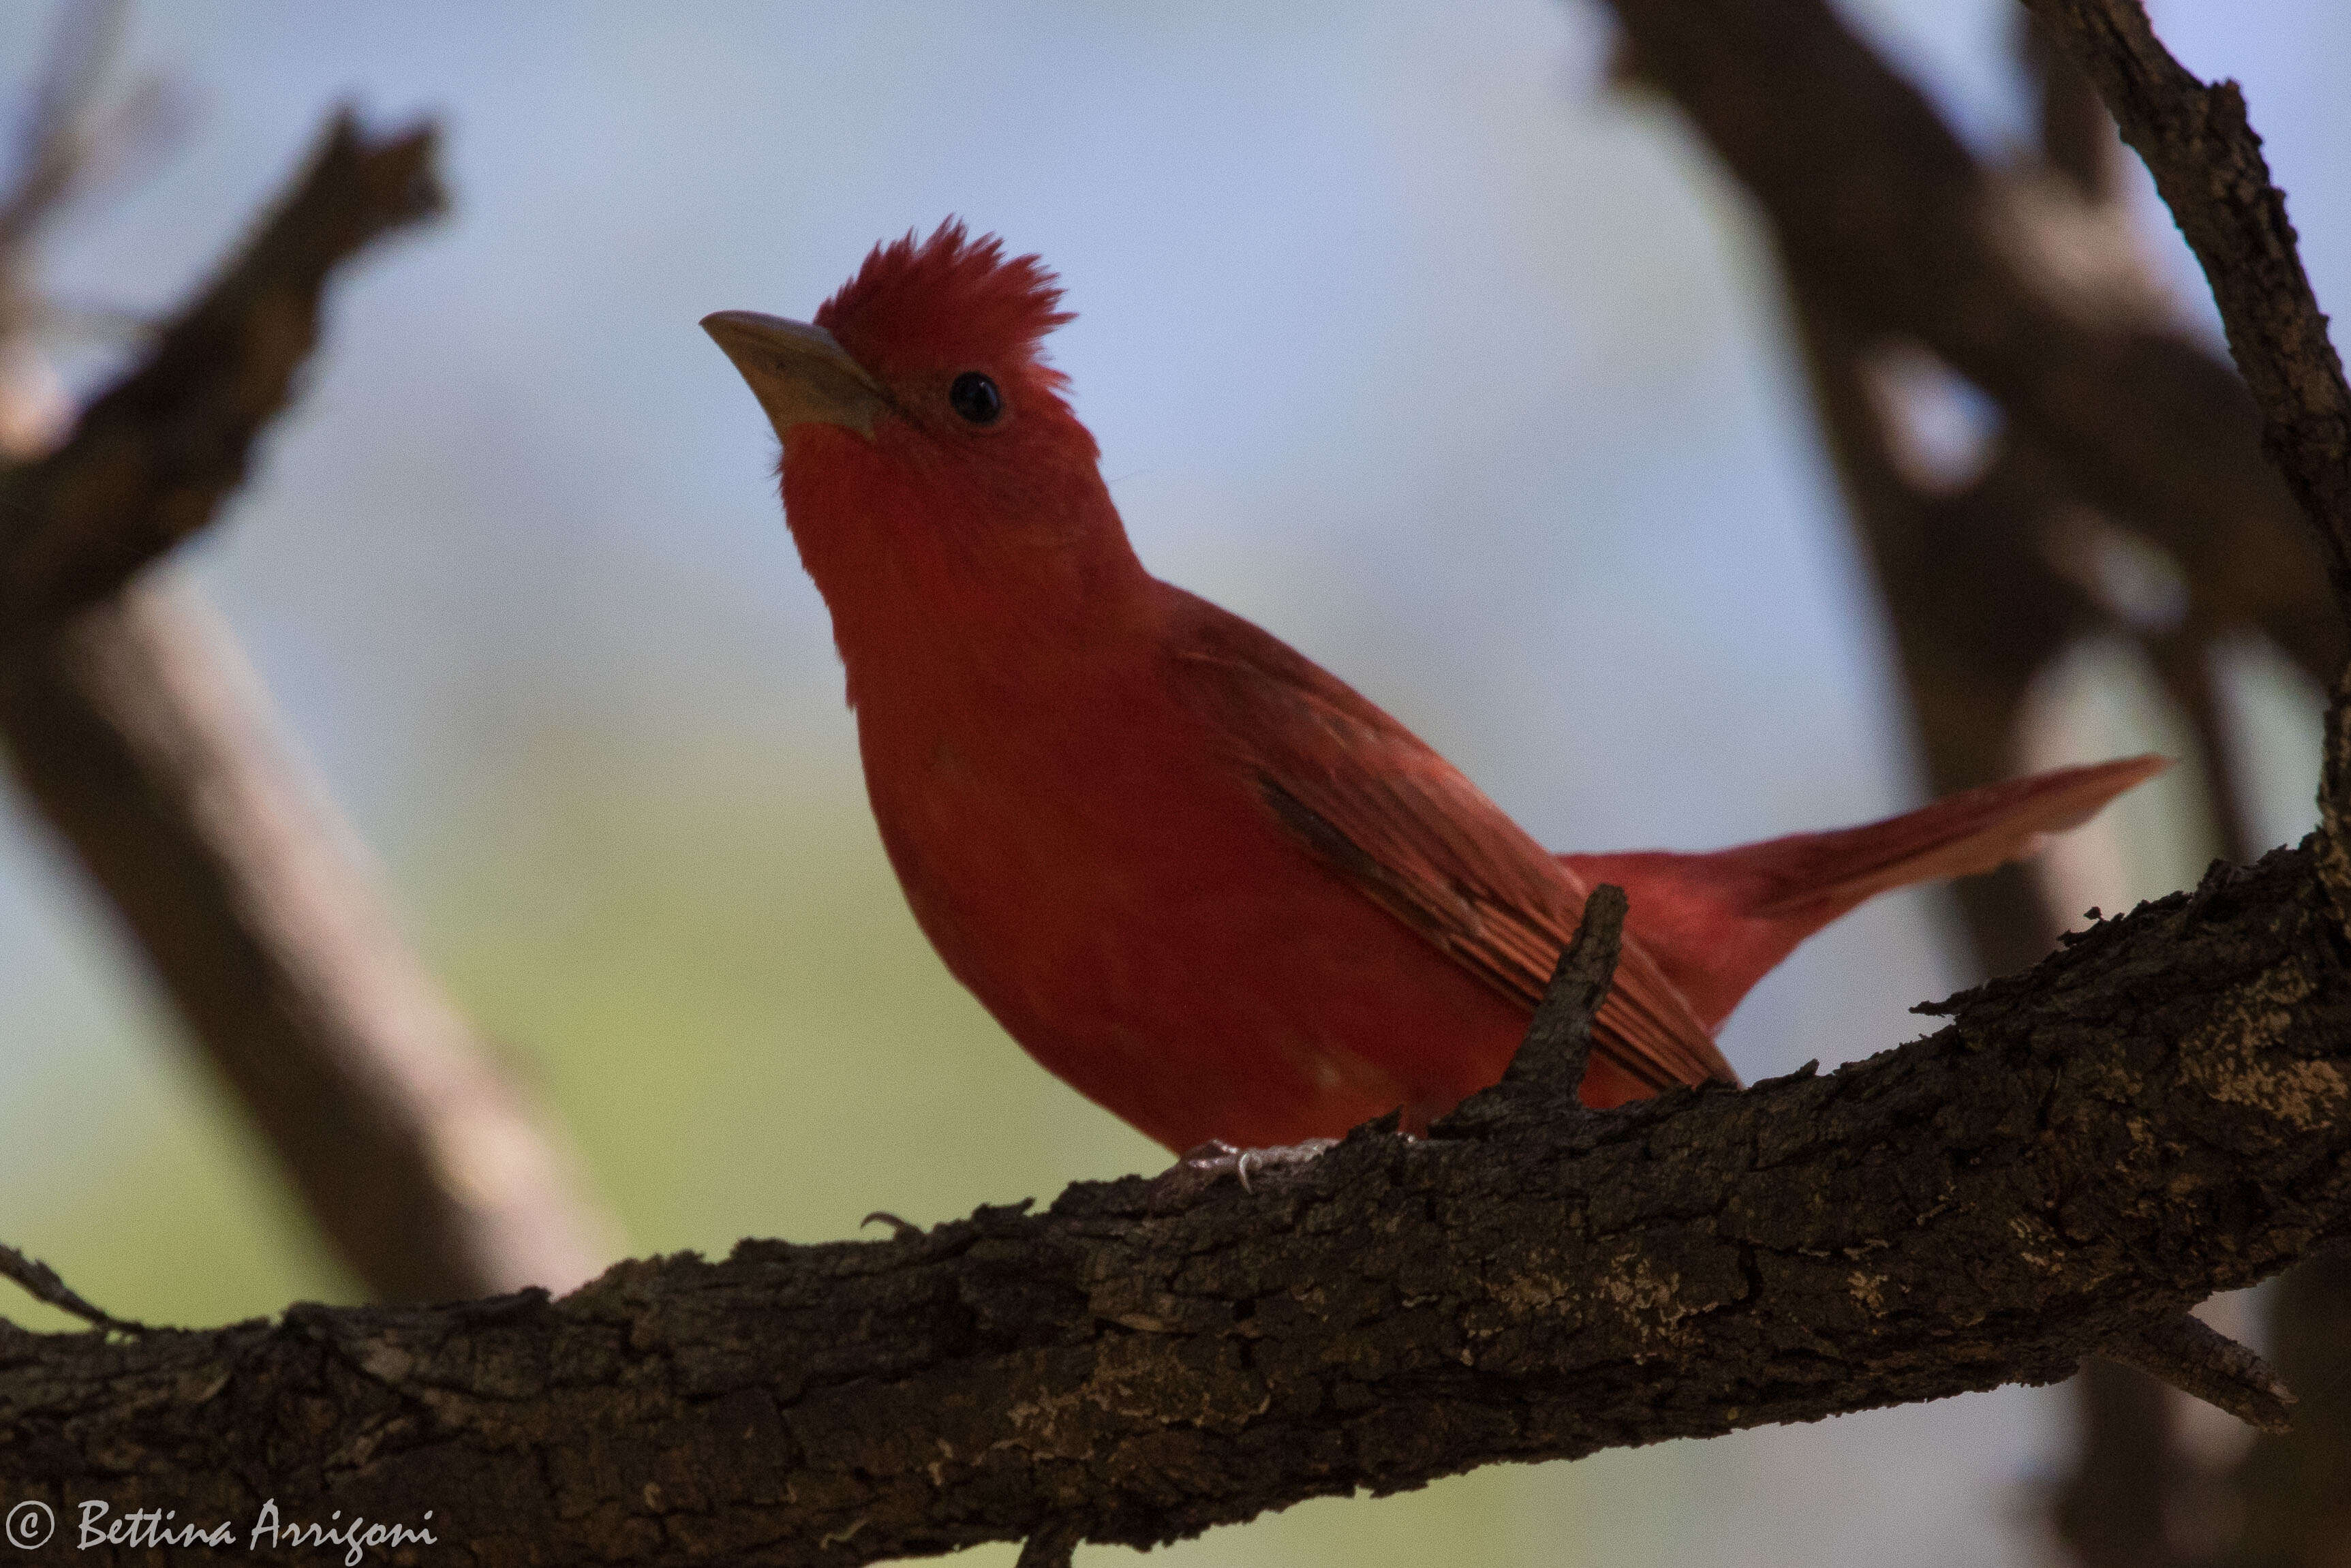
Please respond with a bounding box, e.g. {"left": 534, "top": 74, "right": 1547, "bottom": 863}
{"left": 1501, "top": 882, "right": 1625, "bottom": 1097}
{"left": 1779, "top": 107, "right": 2213, "bottom": 1568}
{"left": 0, "top": 110, "right": 440, "bottom": 648}
{"left": 1604, "top": 10, "right": 2351, "bottom": 1543}
{"left": 1436, "top": 883, "right": 1625, "bottom": 1135}
{"left": 2023, "top": 0, "right": 2351, "bottom": 592}
{"left": 2106, "top": 1312, "right": 2294, "bottom": 1433}
{"left": 2017, "top": 13, "right": 2351, "bottom": 1561}
{"left": 1607, "top": 11, "right": 2335, "bottom": 1558}
{"left": 2, "top": 848, "right": 2346, "bottom": 1565}
{"left": 2020, "top": 0, "right": 2351, "bottom": 936}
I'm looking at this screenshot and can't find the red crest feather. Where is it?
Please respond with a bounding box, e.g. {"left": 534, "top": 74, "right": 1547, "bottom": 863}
{"left": 816, "top": 220, "right": 1073, "bottom": 386}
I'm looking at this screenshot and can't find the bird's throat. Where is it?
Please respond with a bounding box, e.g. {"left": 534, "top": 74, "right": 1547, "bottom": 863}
{"left": 780, "top": 434, "right": 1155, "bottom": 716}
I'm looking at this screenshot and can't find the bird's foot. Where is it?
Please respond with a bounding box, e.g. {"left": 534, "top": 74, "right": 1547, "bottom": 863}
{"left": 1151, "top": 1137, "right": 1339, "bottom": 1201}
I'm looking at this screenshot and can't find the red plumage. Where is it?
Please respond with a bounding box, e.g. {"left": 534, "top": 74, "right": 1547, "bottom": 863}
{"left": 710, "top": 225, "right": 2161, "bottom": 1152}
{"left": 818, "top": 222, "right": 1075, "bottom": 391}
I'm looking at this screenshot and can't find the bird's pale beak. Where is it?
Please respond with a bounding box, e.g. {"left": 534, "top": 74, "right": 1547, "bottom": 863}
{"left": 701, "top": 310, "right": 891, "bottom": 437}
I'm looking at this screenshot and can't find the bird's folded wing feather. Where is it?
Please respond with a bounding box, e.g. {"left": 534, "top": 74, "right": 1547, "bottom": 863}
{"left": 1161, "top": 589, "right": 1736, "bottom": 1094}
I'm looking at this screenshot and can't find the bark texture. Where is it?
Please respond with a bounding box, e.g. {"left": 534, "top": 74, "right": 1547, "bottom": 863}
{"left": 2023, "top": 6, "right": 2351, "bottom": 1562}
{"left": 5, "top": 848, "right": 2350, "bottom": 1565}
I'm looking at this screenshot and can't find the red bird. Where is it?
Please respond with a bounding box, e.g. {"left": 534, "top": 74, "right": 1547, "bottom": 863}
{"left": 705, "top": 223, "right": 2158, "bottom": 1154}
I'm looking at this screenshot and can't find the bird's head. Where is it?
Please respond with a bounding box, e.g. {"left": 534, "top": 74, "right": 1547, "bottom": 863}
{"left": 706, "top": 220, "right": 1086, "bottom": 444}
{"left": 705, "top": 223, "right": 1139, "bottom": 668}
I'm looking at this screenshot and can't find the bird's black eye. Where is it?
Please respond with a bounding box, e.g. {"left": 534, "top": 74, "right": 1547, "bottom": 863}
{"left": 949, "top": 371, "right": 1003, "bottom": 426}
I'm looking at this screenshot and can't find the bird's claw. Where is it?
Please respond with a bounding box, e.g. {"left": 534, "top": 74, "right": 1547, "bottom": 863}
{"left": 861, "top": 1210, "right": 922, "bottom": 1240}
{"left": 1152, "top": 1137, "right": 1338, "bottom": 1199}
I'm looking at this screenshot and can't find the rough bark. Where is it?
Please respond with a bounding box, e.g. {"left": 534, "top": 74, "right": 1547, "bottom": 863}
{"left": 1736, "top": 16, "right": 2228, "bottom": 1561}
{"left": 4, "top": 848, "right": 2348, "bottom": 1565}
{"left": 2023, "top": 7, "right": 2351, "bottom": 1562}
{"left": 5, "top": 4, "right": 2350, "bottom": 1563}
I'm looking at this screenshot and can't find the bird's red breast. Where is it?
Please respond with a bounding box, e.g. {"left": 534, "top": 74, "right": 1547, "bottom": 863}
{"left": 705, "top": 222, "right": 2162, "bottom": 1153}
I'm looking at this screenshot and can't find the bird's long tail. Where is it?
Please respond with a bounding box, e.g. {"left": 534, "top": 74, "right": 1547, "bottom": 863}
{"left": 1559, "top": 754, "right": 2166, "bottom": 1034}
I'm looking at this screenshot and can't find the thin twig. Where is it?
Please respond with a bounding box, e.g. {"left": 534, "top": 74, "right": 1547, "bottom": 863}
{"left": 2104, "top": 1312, "right": 2295, "bottom": 1433}
{"left": 1500, "top": 883, "right": 1626, "bottom": 1099}
{"left": 0, "top": 1240, "right": 142, "bottom": 1333}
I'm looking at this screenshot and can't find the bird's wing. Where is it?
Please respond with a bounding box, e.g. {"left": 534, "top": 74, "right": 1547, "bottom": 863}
{"left": 1162, "top": 588, "right": 1736, "bottom": 1096}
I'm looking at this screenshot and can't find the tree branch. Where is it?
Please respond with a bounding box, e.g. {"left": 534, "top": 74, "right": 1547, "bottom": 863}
{"left": 2019, "top": 0, "right": 2351, "bottom": 939}
{"left": 2014, "top": 10, "right": 2351, "bottom": 1559}
{"left": 0, "top": 110, "right": 437, "bottom": 648}
{"left": 3, "top": 7, "right": 2343, "bottom": 1563}
{"left": 1497, "top": 882, "right": 1625, "bottom": 1099}
{"left": 0, "top": 1242, "right": 141, "bottom": 1334}
{"left": 2021, "top": 0, "right": 2351, "bottom": 590}
{"left": 1747, "top": 16, "right": 2240, "bottom": 1556}
{"left": 3, "top": 848, "right": 2346, "bottom": 1564}
{"left": 0, "top": 108, "right": 618, "bottom": 1300}
{"left": 2104, "top": 1312, "right": 2293, "bottom": 1433}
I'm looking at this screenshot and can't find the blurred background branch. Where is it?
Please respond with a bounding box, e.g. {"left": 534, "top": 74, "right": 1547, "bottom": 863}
{"left": 1600, "top": 0, "right": 2351, "bottom": 1562}
{"left": 0, "top": 3, "right": 615, "bottom": 1302}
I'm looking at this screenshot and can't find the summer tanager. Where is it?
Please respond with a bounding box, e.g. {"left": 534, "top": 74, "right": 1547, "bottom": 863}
{"left": 704, "top": 222, "right": 2160, "bottom": 1154}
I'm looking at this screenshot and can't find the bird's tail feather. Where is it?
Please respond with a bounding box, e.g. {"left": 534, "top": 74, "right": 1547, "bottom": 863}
{"left": 1558, "top": 754, "right": 2166, "bottom": 1032}
{"left": 1740, "top": 754, "right": 2168, "bottom": 917}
